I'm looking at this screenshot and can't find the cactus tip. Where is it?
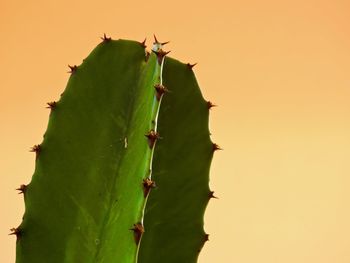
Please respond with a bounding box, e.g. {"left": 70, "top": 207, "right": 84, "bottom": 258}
{"left": 46, "top": 101, "right": 57, "bottom": 110}
{"left": 187, "top": 63, "right": 197, "bottom": 70}
{"left": 130, "top": 223, "right": 144, "bottom": 245}
{"left": 101, "top": 33, "right": 112, "bottom": 42}
{"left": 16, "top": 184, "right": 27, "bottom": 194}
{"left": 68, "top": 65, "right": 78, "bottom": 74}
{"left": 143, "top": 178, "right": 156, "bottom": 197}
{"left": 145, "top": 130, "right": 160, "bottom": 148}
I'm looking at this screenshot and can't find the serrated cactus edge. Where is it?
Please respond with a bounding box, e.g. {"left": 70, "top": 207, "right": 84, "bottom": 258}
{"left": 12, "top": 35, "right": 219, "bottom": 263}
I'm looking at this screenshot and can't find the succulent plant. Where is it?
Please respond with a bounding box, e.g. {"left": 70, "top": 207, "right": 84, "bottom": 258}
{"left": 12, "top": 35, "right": 219, "bottom": 263}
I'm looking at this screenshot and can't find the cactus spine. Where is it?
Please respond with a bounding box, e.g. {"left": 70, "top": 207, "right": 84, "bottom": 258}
{"left": 13, "top": 35, "right": 217, "bottom": 263}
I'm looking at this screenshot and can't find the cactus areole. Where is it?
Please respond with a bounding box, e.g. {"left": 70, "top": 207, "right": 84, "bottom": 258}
{"left": 13, "top": 35, "right": 218, "bottom": 263}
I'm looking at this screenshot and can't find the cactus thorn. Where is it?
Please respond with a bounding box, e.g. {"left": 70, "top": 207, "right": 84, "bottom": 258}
{"left": 145, "top": 130, "right": 160, "bottom": 148}
{"left": 16, "top": 184, "right": 27, "bottom": 194}
{"left": 68, "top": 65, "right": 78, "bottom": 74}
{"left": 154, "top": 84, "right": 168, "bottom": 100}
{"left": 152, "top": 49, "right": 171, "bottom": 65}
{"left": 130, "top": 223, "right": 144, "bottom": 245}
{"left": 46, "top": 101, "right": 57, "bottom": 110}
{"left": 212, "top": 143, "right": 222, "bottom": 152}
{"left": 143, "top": 178, "right": 156, "bottom": 197}
{"left": 101, "top": 33, "right": 112, "bottom": 42}
{"left": 207, "top": 101, "right": 217, "bottom": 109}
{"left": 153, "top": 34, "right": 159, "bottom": 44}
{"left": 140, "top": 38, "right": 147, "bottom": 48}
{"left": 145, "top": 51, "right": 150, "bottom": 62}
{"left": 209, "top": 191, "right": 218, "bottom": 199}
{"left": 153, "top": 34, "right": 169, "bottom": 46}
{"left": 9, "top": 227, "right": 21, "bottom": 241}
{"left": 187, "top": 63, "right": 197, "bottom": 70}
{"left": 30, "top": 144, "right": 41, "bottom": 156}
{"left": 198, "top": 233, "right": 210, "bottom": 252}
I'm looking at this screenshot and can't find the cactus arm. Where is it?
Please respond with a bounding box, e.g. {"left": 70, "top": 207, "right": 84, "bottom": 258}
{"left": 17, "top": 40, "right": 160, "bottom": 263}
{"left": 138, "top": 58, "right": 213, "bottom": 263}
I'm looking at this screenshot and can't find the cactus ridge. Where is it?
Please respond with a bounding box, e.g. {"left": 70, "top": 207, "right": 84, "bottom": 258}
{"left": 14, "top": 36, "right": 216, "bottom": 263}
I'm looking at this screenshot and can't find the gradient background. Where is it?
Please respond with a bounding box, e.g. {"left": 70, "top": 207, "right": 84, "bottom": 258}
{"left": 1, "top": 0, "right": 350, "bottom": 262}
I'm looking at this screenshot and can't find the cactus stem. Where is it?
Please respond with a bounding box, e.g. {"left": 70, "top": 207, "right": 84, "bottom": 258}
{"left": 130, "top": 223, "right": 144, "bottom": 245}
{"left": 143, "top": 178, "right": 156, "bottom": 197}
{"left": 101, "top": 33, "right": 112, "bottom": 42}
{"left": 145, "top": 130, "right": 160, "bottom": 149}
{"left": 30, "top": 144, "right": 41, "bottom": 157}
{"left": 46, "top": 101, "right": 57, "bottom": 110}
{"left": 187, "top": 63, "right": 197, "bottom": 70}
{"left": 212, "top": 143, "right": 222, "bottom": 152}
{"left": 16, "top": 184, "right": 27, "bottom": 194}
{"left": 207, "top": 101, "right": 217, "bottom": 109}
{"left": 154, "top": 84, "right": 168, "bottom": 101}
{"left": 209, "top": 191, "right": 218, "bottom": 199}
{"left": 152, "top": 49, "right": 171, "bottom": 65}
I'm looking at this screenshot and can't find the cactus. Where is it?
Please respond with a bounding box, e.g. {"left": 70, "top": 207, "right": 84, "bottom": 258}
{"left": 12, "top": 35, "right": 218, "bottom": 263}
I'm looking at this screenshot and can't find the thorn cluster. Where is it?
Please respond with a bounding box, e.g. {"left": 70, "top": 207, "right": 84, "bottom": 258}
{"left": 68, "top": 65, "right": 78, "bottom": 74}
{"left": 140, "top": 38, "right": 147, "bottom": 48}
{"left": 187, "top": 63, "right": 197, "bottom": 70}
{"left": 209, "top": 191, "right": 218, "bottom": 199}
{"left": 16, "top": 184, "right": 27, "bottom": 194}
{"left": 153, "top": 34, "right": 170, "bottom": 46}
{"left": 145, "top": 130, "right": 160, "bottom": 148}
{"left": 207, "top": 101, "right": 217, "bottom": 109}
{"left": 9, "top": 227, "right": 21, "bottom": 241}
{"left": 143, "top": 178, "right": 156, "bottom": 197}
{"left": 46, "top": 101, "right": 57, "bottom": 110}
{"left": 212, "top": 143, "right": 222, "bottom": 152}
{"left": 30, "top": 144, "right": 41, "bottom": 155}
{"left": 152, "top": 49, "right": 171, "bottom": 65}
{"left": 154, "top": 84, "right": 168, "bottom": 101}
{"left": 130, "top": 223, "right": 144, "bottom": 245}
{"left": 101, "top": 33, "right": 112, "bottom": 42}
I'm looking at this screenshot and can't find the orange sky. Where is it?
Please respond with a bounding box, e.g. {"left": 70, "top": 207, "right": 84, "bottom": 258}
{"left": 1, "top": 0, "right": 350, "bottom": 262}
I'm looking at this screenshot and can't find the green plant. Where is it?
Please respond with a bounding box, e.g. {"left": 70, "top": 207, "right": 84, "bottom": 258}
{"left": 12, "top": 35, "right": 219, "bottom": 263}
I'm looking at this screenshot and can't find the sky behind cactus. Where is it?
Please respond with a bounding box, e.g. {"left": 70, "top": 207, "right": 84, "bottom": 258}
{"left": 1, "top": 0, "right": 350, "bottom": 262}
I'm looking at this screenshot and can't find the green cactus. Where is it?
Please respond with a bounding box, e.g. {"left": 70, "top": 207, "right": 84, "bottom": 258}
{"left": 12, "top": 35, "right": 218, "bottom": 263}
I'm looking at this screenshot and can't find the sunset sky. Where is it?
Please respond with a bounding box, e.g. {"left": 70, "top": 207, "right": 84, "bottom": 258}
{"left": 1, "top": 0, "right": 350, "bottom": 262}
